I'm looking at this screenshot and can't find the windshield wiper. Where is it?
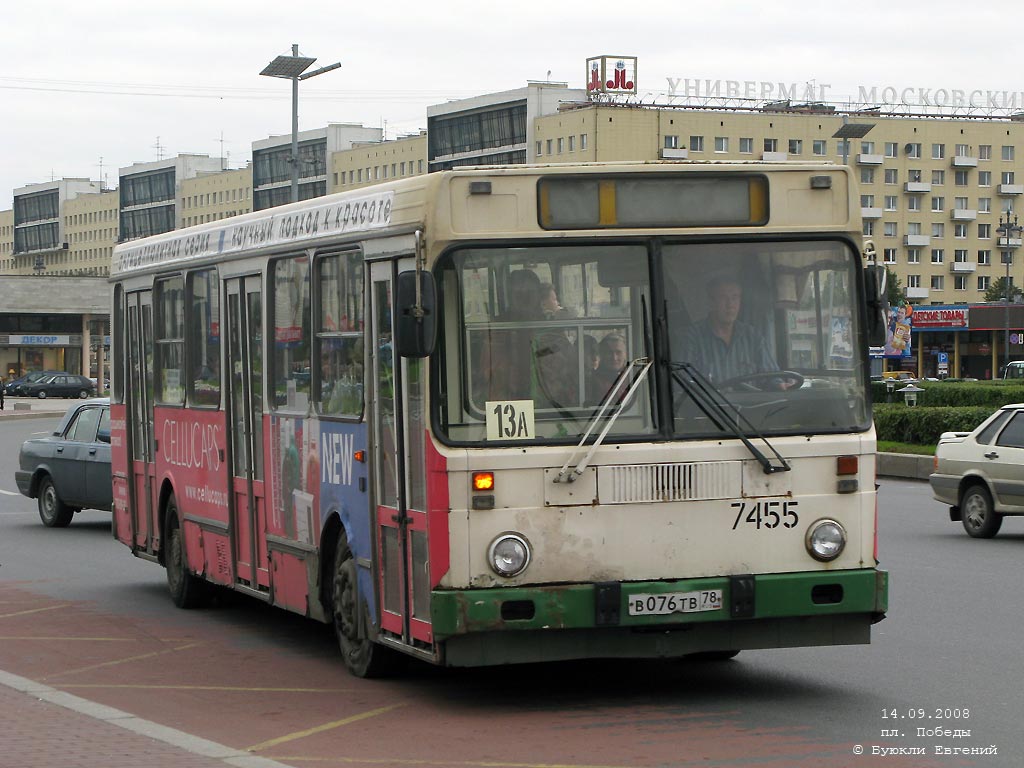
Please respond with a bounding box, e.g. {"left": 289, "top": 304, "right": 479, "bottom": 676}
{"left": 554, "top": 357, "right": 653, "bottom": 484}
{"left": 670, "top": 362, "right": 790, "bottom": 475}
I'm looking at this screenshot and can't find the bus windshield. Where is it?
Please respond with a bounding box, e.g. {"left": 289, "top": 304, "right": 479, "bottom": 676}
{"left": 436, "top": 239, "right": 869, "bottom": 445}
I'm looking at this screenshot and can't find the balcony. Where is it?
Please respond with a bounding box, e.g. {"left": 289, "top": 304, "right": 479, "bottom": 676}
{"left": 951, "top": 209, "right": 978, "bottom": 221}
{"left": 660, "top": 148, "right": 689, "bottom": 160}
{"left": 998, "top": 237, "right": 1023, "bottom": 248}
{"left": 950, "top": 261, "right": 977, "bottom": 273}
{"left": 904, "top": 234, "right": 931, "bottom": 247}
{"left": 998, "top": 183, "right": 1024, "bottom": 195}
{"left": 906, "top": 286, "right": 930, "bottom": 299}
{"left": 951, "top": 155, "right": 978, "bottom": 168}
{"left": 857, "top": 153, "right": 884, "bottom": 165}
{"left": 762, "top": 151, "right": 788, "bottom": 162}
{"left": 904, "top": 181, "right": 932, "bottom": 193}
{"left": 861, "top": 207, "right": 882, "bottom": 219}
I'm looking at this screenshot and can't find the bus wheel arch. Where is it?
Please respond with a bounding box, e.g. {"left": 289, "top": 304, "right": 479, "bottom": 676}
{"left": 161, "top": 482, "right": 207, "bottom": 608}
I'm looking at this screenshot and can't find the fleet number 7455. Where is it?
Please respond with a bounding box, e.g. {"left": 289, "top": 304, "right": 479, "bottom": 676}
{"left": 731, "top": 500, "right": 799, "bottom": 530}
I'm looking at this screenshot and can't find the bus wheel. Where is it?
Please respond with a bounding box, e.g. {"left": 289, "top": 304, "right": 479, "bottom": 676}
{"left": 960, "top": 485, "right": 1003, "bottom": 539}
{"left": 332, "top": 534, "right": 396, "bottom": 678}
{"left": 165, "top": 495, "right": 206, "bottom": 608}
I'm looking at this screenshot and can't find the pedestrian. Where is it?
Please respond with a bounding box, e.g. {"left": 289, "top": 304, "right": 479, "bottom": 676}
{"left": 0, "top": 374, "right": 5, "bottom": 411}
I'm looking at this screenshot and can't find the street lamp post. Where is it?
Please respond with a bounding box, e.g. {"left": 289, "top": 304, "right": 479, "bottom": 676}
{"left": 259, "top": 44, "right": 341, "bottom": 204}
{"left": 997, "top": 213, "right": 1023, "bottom": 371}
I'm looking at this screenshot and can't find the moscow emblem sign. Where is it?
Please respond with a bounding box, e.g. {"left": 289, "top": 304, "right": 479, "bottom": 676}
{"left": 587, "top": 56, "right": 638, "bottom": 96}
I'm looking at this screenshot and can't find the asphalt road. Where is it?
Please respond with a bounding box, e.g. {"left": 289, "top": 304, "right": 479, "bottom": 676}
{"left": 0, "top": 414, "right": 1019, "bottom": 767}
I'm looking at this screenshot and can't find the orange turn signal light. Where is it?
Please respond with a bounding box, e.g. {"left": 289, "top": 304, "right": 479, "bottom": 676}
{"left": 836, "top": 456, "right": 858, "bottom": 476}
{"left": 472, "top": 472, "right": 495, "bottom": 492}
{"left": 354, "top": 450, "right": 366, "bottom": 463}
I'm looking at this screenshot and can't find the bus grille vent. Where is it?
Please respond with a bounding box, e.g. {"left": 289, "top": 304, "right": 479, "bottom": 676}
{"left": 598, "top": 461, "right": 741, "bottom": 504}
{"left": 215, "top": 539, "right": 230, "bottom": 577}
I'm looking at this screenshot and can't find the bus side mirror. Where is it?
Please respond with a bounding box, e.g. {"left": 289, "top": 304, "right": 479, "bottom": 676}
{"left": 396, "top": 270, "right": 437, "bottom": 358}
{"left": 864, "top": 265, "right": 889, "bottom": 347}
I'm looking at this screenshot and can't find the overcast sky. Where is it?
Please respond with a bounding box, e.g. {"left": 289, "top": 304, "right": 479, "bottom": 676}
{"left": 2, "top": 0, "right": 1019, "bottom": 210}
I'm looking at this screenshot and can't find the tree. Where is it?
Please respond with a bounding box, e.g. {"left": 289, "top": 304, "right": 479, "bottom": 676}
{"left": 984, "top": 276, "right": 1024, "bottom": 304}
{"left": 885, "top": 267, "right": 905, "bottom": 307}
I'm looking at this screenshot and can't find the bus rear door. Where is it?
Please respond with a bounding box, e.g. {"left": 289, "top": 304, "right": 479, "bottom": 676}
{"left": 125, "top": 290, "right": 157, "bottom": 554}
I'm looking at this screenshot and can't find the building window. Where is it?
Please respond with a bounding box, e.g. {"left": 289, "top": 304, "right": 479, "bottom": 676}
{"left": 908, "top": 275, "right": 921, "bottom": 288}
{"left": 1003, "top": 145, "right": 1016, "bottom": 161}
{"left": 954, "top": 223, "right": 969, "bottom": 239}
{"left": 884, "top": 168, "right": 898, "bottom": 184}
{"left": 545, "top": 139, "right": 552, "bottom": 155}
{"left": 884, "top": 222, "right": 898, "bottom": 237}
{"left": 908, "top": 169, "right": 922, "bottom": 182}
{"left": 931, "top": 248, "right": 944, "bottom": 263}
{"left": 885, "top": 142, "right": 898, "bottom": 158}
{"left": 955, "top": 170, "right": 969, "bottom": 186}
{"left": 664, "top": 135, "right": 678, "bottom": 149}
{"left": 1003, "top": 171, "right": 1016, "bottom": 185}
{"left": 884, "top": 195, "right": 898, "bottom": 211}
{"left": 863, "top": 221, "right": 874, "bottom": 236}
{"left": 536, "top": 141, "right": 542, "bottom": 156}
{"left": 932, "top": 143, "right": 945, "bottom": 160}
{"left": 979, "top": 170, "right": 992, "bottom": 186}
{"left": 979, "top": 144, "right": 992, "bottom": 160}
{"left": 861, "top": 194, "right": 875, "bottom": 207}
{"left": 932, "top": 223, "right": 945, "bottom": 239}
{"left": 931, "top": 275, "right": 944, "bottom": 290}
{"left": 978, "top": 249, "right": 992, "bottom": 265}
{"left": 931, "top": 197, "right": 945, "bottom": 212}
{"left": 860, "top": 167, "right": 875, "bottom": 184}
{"left": 907, "top": 222, "right": 922, "bottom": 236}
{"left": 907, "top": 143, "right": 922, "bottom": 159}
{"left": 861, "top": 140, "right": 875, "bottom": 154}
{"left": 557, "top": 137, "right": 564, "bottom": 154}
{"left": 955, "top": 275, "right": 969, "bottom": 291}
{"left": 764, "top": 138, "right": 778, "bottom": 153}
{"left": 739, "top": 137, "right": 753, "bottom": 154}
{"left": 978, "top": 275, "right": 991, "bottom": 291}
{"left": 715, "top": 136, "right": 729, "bottom": 153}
{"left": 580, "top": 134, "right": 588, "bottom": 150}
{"left": 932, "top": 170, "right": 945, "bottom": 186}
{"left": 955, "top": 249, "right": 970, "bottom": 262}
{"left": 907, "top": 250, "right": 921, "bottom": 264}
{"left": 883, "top": 248, "right": 897, "bottom": 263}
{"left": 568, "top": 135, "right": 575, "bottom": 152}
{"left": 788, "top": 139, "right": 802, "bottom": 155}
{"left": 690, "top": 135, "right": 705, "bottom": 152}
{"left": 812, "top": 139, "right": 826, "bottom": 156}
{"left": 979, "top": 223, "right": 992, "bottom": 239}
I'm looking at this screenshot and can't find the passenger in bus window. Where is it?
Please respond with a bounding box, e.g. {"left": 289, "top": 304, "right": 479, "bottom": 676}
{"left": 587, "top": 333, "right": 628, "bottom": 405}
{"left": 682, "top": 275, "right": 783, "bottom": 385}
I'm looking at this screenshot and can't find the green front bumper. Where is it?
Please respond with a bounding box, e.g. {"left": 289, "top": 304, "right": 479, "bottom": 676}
{"left": 432, "top": 568, "right": 888, "bottom": 640}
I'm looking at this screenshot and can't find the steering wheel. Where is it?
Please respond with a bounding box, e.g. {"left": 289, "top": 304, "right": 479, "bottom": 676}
{"left": 718, "top": 370, "right": 804, "bottom": 392}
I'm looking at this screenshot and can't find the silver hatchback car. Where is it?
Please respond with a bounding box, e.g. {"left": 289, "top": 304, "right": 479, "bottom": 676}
{"left": 930, "top": 403, "right": 1024, "bottom": 538}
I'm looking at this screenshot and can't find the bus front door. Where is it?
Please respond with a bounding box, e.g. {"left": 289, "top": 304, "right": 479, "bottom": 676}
{"left": 371, "top": 260, "right": 433, "bottom": 647}
{"left": 226, "top": 276, "right": 270, "bottom": 591}
{"left": 125, "top": 291, "right": 156, "bottom": 554}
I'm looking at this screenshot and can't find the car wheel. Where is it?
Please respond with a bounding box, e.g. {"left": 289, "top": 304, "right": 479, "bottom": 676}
{"left": 333, "top": 532, "right": 399, "bottom": 677}
{"left": 37, "top": 476, "right": 73, "bottom": 528}
{"left": 960, "top": 485, "right": 1003, "bottom": 538}
{"left": 165, "top": 494, "right": 207, "bottom": 608}
{"left": 37, "top": 390, "right": 47, "bottom": 399}
{"left": 78, "top": 390, "right": 89, "bottom": 399}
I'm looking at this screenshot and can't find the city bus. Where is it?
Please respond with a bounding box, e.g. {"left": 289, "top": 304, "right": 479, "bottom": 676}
{"left": 109, "top": 161, "right": 889, "bottom": 677}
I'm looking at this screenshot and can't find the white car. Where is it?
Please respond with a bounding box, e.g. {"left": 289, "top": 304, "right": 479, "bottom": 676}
{"left": 929, "top": 403, "right": 1024, "bottom": 538}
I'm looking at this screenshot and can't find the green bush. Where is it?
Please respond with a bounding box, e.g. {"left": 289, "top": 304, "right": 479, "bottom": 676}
{"left": 872, "top": 404, "right": 993, "bottom": 445}
{"left": 870, "top": 380, "right": 1024, "bottom": 409}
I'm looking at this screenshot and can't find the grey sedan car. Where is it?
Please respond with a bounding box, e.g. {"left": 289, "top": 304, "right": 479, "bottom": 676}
{"left": 929, "top": 402, "right": 1024, "bottom": 538}
{"left": 15, "top": 399, "right": 112, "bottom": 527}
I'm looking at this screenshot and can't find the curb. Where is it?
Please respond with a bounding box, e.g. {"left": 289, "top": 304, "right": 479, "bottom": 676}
{"left": 877, "top": 452, "right": 932, "bottom": 481}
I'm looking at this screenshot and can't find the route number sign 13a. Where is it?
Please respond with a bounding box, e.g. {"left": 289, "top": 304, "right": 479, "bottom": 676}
{"left": 485, "top": 400, "right": 535, "bottom": 441}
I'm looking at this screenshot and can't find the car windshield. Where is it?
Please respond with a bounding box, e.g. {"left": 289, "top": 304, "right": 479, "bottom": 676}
{"left": 435, "top": 239, "right": 870, "bottom": 445}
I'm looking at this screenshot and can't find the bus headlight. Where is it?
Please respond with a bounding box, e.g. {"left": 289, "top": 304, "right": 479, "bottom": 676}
{"left": 488, "top": 533, "right": 531, "bottom": 577}
{"left": 805, "top": 519, "right": 846, "bottom": 562}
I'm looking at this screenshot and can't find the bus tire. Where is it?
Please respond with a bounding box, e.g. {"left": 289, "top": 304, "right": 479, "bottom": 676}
{"left": 960, "top": 484, "right": 1003, "bottom": 538}
{"left": 165, "top": 494, "right": 206, "bottom": 608}
{"left": 332, "top": 533, "right": 397, "bottom": 678}
{"left": 37, "top": 476, "right": 74, "bottom": 528}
